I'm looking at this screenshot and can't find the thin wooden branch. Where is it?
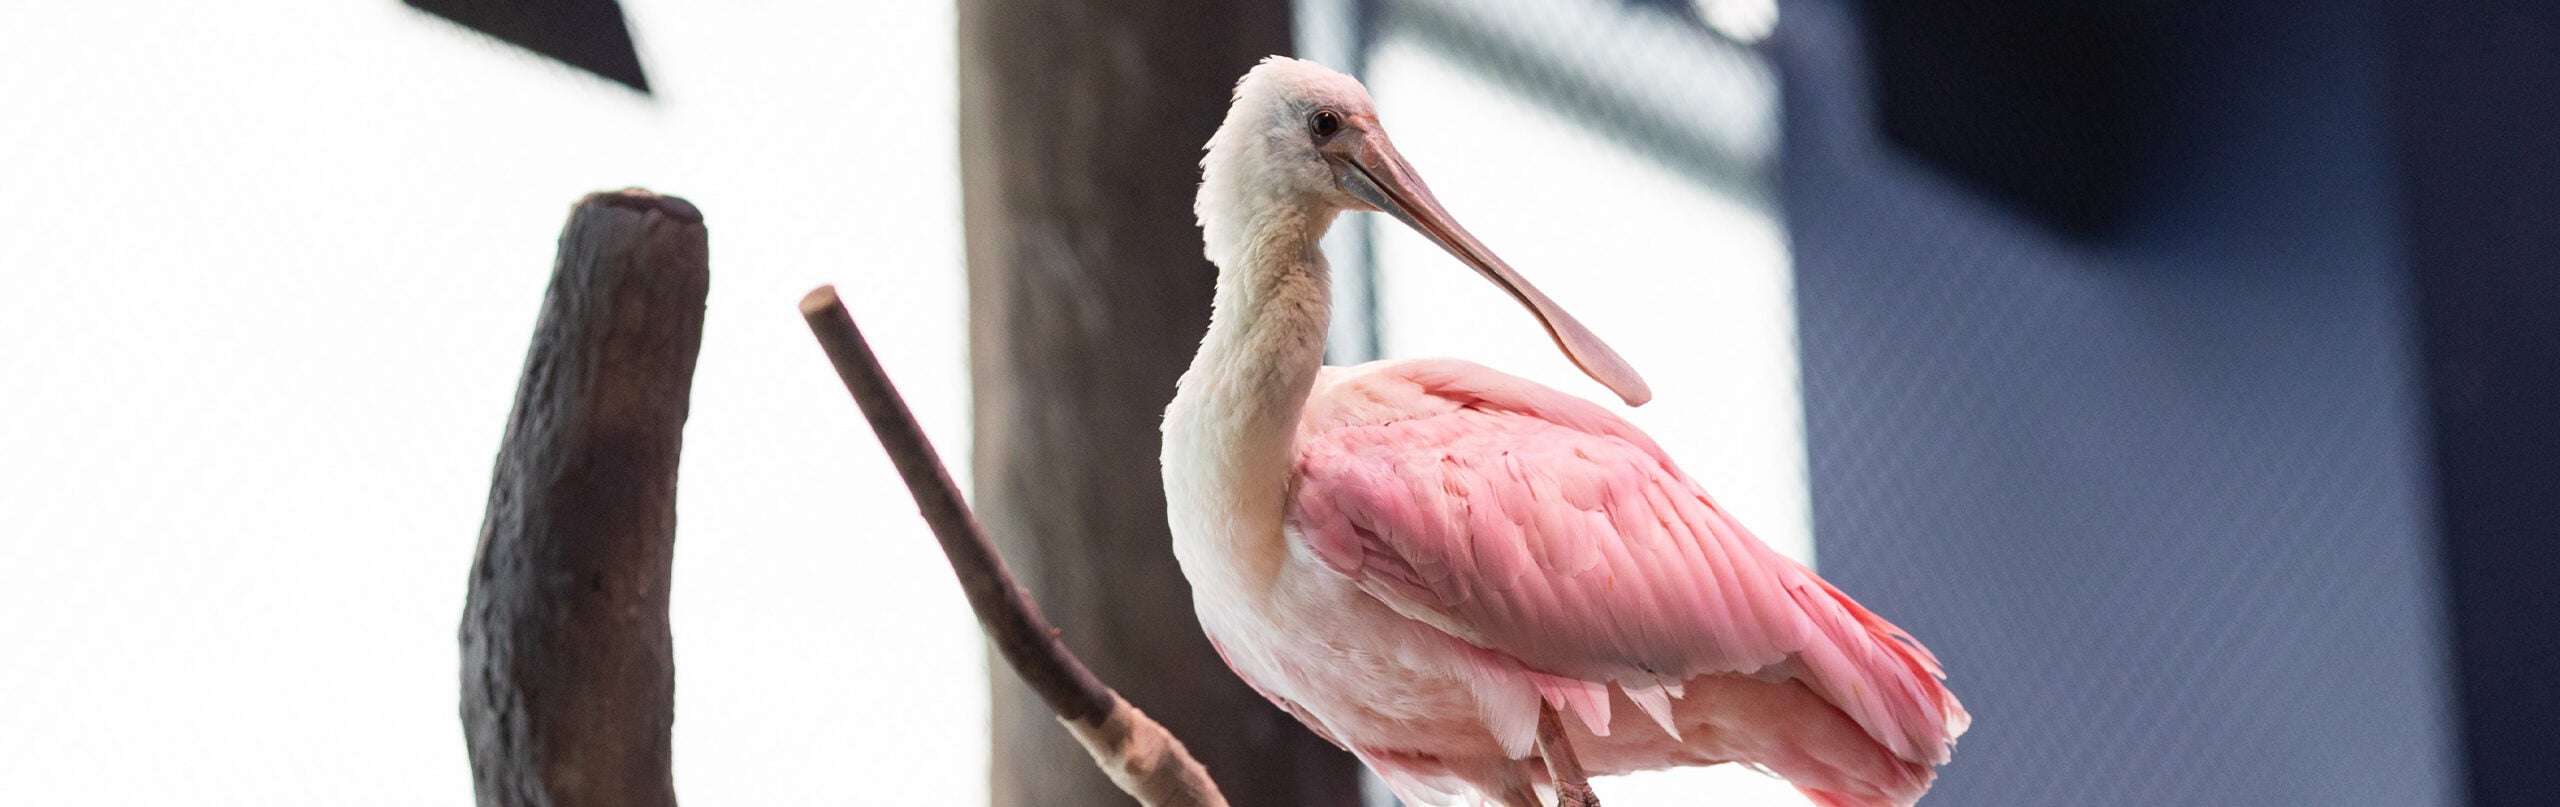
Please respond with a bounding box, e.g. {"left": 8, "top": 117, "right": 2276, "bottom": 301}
{"left": 799, "top": 285, "right": 1228, "bottom": 807}
{"left": 461, "top": 189, "right": 708, "bottom": 807}
{"left": 1538, "top": 702, "right": 1601, "bottom": 807}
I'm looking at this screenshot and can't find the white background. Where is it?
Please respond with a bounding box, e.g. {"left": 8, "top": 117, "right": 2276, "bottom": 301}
{"left": 0, "top": 3, "right": 1808, "bottom": 804}
{"left": 2, "top": 3, "right": 982, "bottom": 803}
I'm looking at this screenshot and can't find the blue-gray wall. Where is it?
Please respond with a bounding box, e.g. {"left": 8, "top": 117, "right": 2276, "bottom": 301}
{"left": 1775, "top": 1, "right": 2459, "bottom": 803}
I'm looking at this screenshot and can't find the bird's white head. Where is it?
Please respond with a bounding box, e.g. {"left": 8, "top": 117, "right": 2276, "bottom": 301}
{"left": 1198, "top": 56, "right": 1379, "bottom": 249}
{"left": 1197, "top": 57, "right": 1652, "bottom": 406}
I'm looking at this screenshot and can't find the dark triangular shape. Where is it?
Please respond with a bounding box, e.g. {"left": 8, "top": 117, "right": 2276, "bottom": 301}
{"left": 407, "top": 0, "right": 650, "bottom": 94}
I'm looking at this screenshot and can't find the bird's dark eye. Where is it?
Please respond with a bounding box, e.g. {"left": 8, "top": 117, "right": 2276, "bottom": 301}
{"left": 1309, "top": 108, "right": 1342, "bottom": 138}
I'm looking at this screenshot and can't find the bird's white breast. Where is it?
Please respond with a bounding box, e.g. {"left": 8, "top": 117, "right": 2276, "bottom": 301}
{"left": 1189, "top": 515, "right": 1510, "bottom": 760}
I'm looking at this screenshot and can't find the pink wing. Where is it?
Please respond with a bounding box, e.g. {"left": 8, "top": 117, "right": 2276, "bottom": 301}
{"left": 1290, "top": 359, "right": 1968, "bottom": 766}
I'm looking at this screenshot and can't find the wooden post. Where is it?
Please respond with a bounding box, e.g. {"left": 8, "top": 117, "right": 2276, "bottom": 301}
{"left": 460, "top": 190, "right": 708, "bottom": 807}
{"left": 956, "top": 1, "right": 1369, "bottom": 805}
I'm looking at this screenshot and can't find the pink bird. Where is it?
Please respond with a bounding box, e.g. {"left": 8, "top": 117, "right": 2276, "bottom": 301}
{"left": 1162, "top": 58, "right": 1967, "bottom": 807}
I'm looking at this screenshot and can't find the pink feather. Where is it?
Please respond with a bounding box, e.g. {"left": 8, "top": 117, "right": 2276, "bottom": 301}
{"left": 1280, "top": 358, "right": 1967, "bottom": 801}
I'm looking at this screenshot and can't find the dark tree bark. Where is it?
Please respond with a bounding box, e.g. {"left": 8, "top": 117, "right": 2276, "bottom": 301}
{"left": 956, "top": 2, "right": 1368, "bottom": 806}
{"left": 460, "top": 189, "right": 708, "bottom": 807}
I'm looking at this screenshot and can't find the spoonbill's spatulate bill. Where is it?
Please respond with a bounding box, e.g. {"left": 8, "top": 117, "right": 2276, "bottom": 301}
{"left": 1162, "top": 57, "right": 1967, "bottom": 807}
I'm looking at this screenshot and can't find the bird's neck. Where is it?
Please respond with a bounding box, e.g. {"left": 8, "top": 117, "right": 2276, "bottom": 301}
{"left": 1164, "top": 204, "right": 1337, "bottom": 595}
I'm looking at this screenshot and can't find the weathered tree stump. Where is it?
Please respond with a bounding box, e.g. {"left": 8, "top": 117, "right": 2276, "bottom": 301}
{"left": 460, "top": 189, "right": 708, "bottom": 807}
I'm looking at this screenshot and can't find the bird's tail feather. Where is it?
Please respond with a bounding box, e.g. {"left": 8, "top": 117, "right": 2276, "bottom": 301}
{"left": 1783, "top": 566, "right": 1971, "bottom": 767}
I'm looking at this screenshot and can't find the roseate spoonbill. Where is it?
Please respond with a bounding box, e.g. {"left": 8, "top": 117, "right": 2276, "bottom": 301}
{"left": 1162, "top": 58, "right": 1968, "bottom": 807}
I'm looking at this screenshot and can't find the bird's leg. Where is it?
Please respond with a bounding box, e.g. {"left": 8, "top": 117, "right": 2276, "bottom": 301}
{"left": 1536, "top": 701, "right": 1601, "bottom": 807}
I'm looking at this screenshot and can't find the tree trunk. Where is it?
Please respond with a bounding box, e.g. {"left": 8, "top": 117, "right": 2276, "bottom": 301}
{"left": 460, "top": 190, "right": 709, "bottom": 807}
{"left": 956, "top": 3, "right": 1369, "bottom": 806}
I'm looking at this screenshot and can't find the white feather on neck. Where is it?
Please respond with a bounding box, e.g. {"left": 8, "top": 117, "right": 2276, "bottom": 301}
{"left": 1164, "top": 54, "right": 1369, "bottom": 599}
{"left": 1164, "top": 195, "right": 1340, "bottom": 599}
